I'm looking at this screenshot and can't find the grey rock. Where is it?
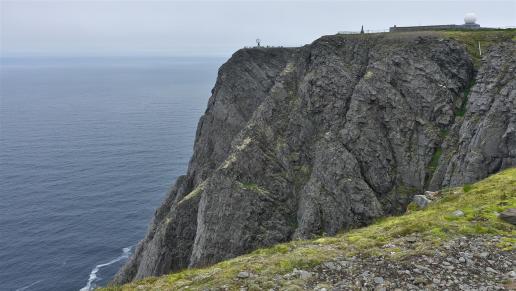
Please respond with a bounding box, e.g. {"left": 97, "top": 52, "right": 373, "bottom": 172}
{"left": 406, "top": 237, "right": 418, "bottom": 243}
{"left": 453, "top": 210, "right": 465, "bottom": 217}
{"left": 237, "top": 271, "right": 250, "bottom": 279}
{"left": 499, "top": 208, "right": 516, "bottom": 225}
{"left": 413, "top": 195, "right": 431, "bottom": 209}
{"left": 414, "top": 275, "right": 428, "bottom": 284}
{"left": 374, "top": 276, "right": 384, "bottom": 284}
{"left": 296, "top": 269, "right": 312, "bottom": 280}
{"left": 323, "top": 262, "right": 340, "bottom": 271}
{"left": 424, "top": 191, "right": 439, "bottom": 200}
{"left": 113, "top": 35, "right": 516, "bottom": 284}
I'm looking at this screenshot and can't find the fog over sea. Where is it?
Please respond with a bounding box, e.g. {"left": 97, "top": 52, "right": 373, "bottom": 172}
{"left": 0, "top": 56, "right": 225, "bottom": 291}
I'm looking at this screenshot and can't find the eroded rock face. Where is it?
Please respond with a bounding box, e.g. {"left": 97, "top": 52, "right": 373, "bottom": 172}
{"left": 113, "top": 34, "right": 515, "bottom": 284}
{"left": 430, "top": 42, "right": 516, "bottom": 188}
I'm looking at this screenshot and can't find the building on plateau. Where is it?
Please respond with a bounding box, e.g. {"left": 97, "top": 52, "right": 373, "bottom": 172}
{"left": 390, "top": 13, "right": 481, "bottom": 32}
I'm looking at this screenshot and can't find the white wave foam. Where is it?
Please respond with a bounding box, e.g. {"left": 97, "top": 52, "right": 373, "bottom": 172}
{"left": 16, "top": 279, "right": 44, "bottom": 291}
{"left": 80, "top": 246, "right": 131, "bottom": 291}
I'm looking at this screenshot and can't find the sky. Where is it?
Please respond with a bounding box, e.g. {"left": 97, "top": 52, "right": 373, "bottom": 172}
{"left": 1, "top": 0, "right": 515, "bottom": 57}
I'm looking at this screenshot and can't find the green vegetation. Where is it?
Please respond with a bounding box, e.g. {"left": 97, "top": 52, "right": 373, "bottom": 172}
{"left": 439, "top": 29, "right": 516, "bottom": 68}
{"left": 463, "top": 183, "right": 473, "bottom": 192}
{"left": 456, "top": 78, "right": 476, "bottom": 117}
{"left": 427, "top": 147, "right": 442, "bottom": 174}
{"left": 439, "top": 128, "right": 449, "bottom": 139}
{"left": 178, "top": 182, "right": 205, "bottom": 205}
{"left": 102, "top": 168, "right": 515, "bottom": 290}
{"left": 239, "top": 182, "right": 267, "bottom": 193}
{"left": 364, "top": 70, "right": 374, "bottom": 80}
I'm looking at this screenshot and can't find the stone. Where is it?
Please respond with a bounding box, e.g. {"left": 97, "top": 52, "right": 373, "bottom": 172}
{"left": 479, "top": 252, "right": 489, "bottom": 258}
{"left": 425, "top": 191, "right": 440, "bottom": 199}
{"left": 406, "top": 237, "right": 418, "bottom": 243}
{"left": 413, "top": 195, "right": 431, "bottom": 209}
{"left": 414, "top": 276, "right": 428, "bottom": 284}
{"left": 373, "top": 277, "right": 384, "bottom": 284}
{"left": 237, "top": 271, "right": 250, "bottom": 279}
{"left": 453, "top": 210, "right": 465, "bottom": 217}
{"left": 458, "top": 257, "right": 466, "bottom": 263}
{"left": 486, "top": 267, "right": 497, "bottom": 273}
{"left": 499, "top": 208, "right": 516, "bottom": 225}
{"left": 297, "top": 270, "right": 312, "bottom": 280}
{"left": 323, "top": 262, "right": 340, "bottom": 271}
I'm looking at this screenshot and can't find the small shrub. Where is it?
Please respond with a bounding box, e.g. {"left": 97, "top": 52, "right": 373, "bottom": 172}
{"left": 463, "top": 184, "right": 473, "bottom": 192}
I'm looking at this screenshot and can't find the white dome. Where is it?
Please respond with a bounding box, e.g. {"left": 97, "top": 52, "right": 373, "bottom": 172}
{"left": 464, "top": 13, "right": 477, "bottom": 24}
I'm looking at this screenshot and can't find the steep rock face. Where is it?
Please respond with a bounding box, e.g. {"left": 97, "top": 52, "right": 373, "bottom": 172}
{"left": 430, "top": 42, "right": 516, "bottom": 188}
{"left": 113, "top": 48, "right": 297, "bottom": 282}
{"left": 113, "top": 34, "right": 515, "bottom": 284}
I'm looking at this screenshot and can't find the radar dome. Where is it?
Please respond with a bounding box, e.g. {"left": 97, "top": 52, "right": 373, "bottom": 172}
{"left": 464, "top": 13, "right": 477, "bottom": 24}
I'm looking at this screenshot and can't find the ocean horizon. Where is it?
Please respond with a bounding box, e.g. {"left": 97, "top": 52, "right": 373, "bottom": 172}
{"left": 0, "top": 56, "right": 225, "bottom": 291}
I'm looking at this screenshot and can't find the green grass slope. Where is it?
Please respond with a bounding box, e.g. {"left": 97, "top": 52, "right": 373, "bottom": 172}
{"left": 103, "top": 168, "right": 516, "bottom": 290}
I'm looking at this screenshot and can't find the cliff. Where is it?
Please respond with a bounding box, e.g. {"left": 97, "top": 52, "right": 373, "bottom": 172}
{"left": 112, "top": 30, "right": 515, "bottom": 285}
{"left": 104, "top": 168, "right": 516, "bottom": 290}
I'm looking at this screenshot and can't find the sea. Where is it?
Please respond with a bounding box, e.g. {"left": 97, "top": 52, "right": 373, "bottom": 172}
{"left": 0, "top": 56, "right": 225, "bottom": 291}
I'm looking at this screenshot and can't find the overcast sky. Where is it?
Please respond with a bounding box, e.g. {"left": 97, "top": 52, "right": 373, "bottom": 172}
{"left": 1, "top": 0, "right": 515, "bottom": 57}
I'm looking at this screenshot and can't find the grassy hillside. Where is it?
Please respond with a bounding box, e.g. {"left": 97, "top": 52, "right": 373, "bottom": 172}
{"left": 103, "top": 168, "right": 515, "bottom": 290}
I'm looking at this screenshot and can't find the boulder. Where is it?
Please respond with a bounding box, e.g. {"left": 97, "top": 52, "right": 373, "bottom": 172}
{"left": 453, "top": 210, "right": 465, "bottom": 217}
{"left": 237, "top": 271, "right": 250, "bottom": 279}
{"left": 424, "top": 191, "right": 440, "bottom": 200}
{"left": 499, "top": 208, "right": 516, "bottom": 225}
{"left": 413, "top": 195, "right": 431, "bottom": 209}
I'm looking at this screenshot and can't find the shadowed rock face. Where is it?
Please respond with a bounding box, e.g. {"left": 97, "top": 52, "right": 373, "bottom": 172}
{"left": 113, "top": 34, "right": 515, "bottom": 284}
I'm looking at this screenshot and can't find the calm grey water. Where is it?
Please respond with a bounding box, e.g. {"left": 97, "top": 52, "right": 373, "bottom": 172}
{"left": 0, "top": 56, "right": 225, "bottom": 291}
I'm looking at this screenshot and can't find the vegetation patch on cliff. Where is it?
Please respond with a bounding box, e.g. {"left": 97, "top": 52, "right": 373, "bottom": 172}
{"left": 178, "top": 182, "right": 206, "bottom": 205}
{"left": 103, "top": 168, "right": 515, "bottom": 290}
{"left": 455, "top": 78, "right": 476, "bottom": 117}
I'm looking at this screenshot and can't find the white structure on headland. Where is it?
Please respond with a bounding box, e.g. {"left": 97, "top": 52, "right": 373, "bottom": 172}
{"left": 464, "top": 13, "right": 477, "bottom": 25}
